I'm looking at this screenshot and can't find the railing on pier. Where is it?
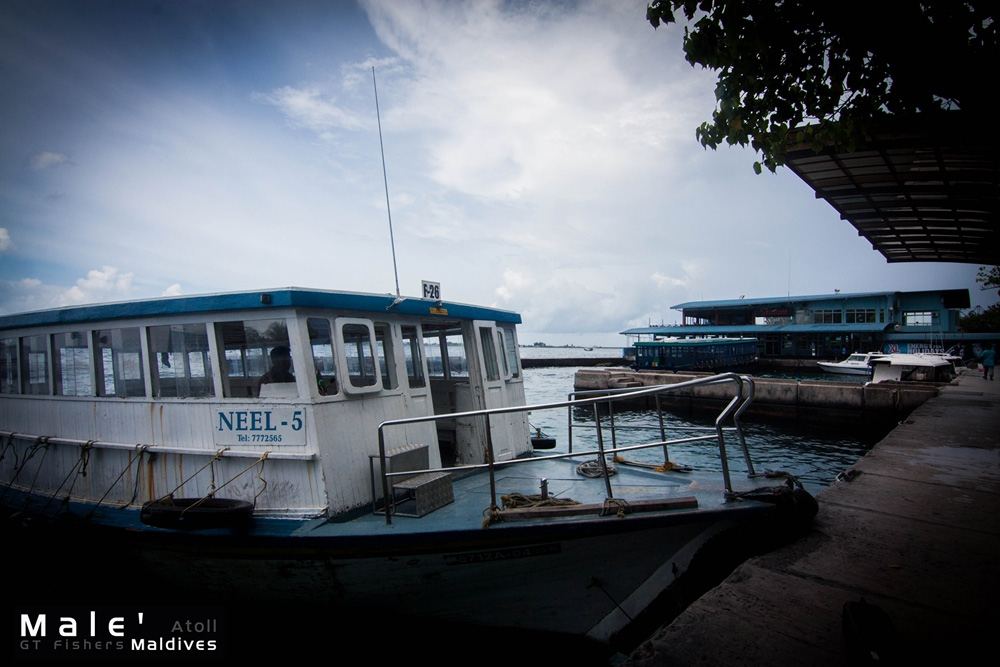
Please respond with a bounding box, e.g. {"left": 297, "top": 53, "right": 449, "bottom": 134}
{"left": 374, "top": 372, "right": 758, "bottom": 524}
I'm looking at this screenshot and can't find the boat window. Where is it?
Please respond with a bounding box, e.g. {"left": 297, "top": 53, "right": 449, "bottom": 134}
{"left": 342, "top": 323, "right": 378, "bottom": 388}
{"left": 422, "top": 323, "right": 468, "bottom": 380}
{"left": 53, "top": 331, "right": 92, "bottom": 396}
{"left": 217, "top": 318, "right": 295, "bottom": 399}
{"left": 847, "top": 355, "right": 866, "bottom": 362}
{"left": 497, "top": 330, "right": 510, "bottom": 377}
{"left": 95, "top": 328, "right": 145, "bottom": 397}
{"left": 401, "top": 325, "right": 425, "bottom": 388}
{"left": 0, "top": 338, "right": 18, "bottom": 394}
{"left": 500, "top": 325, "right": 520, "bottom": 378}
{"left": 478, "top": 327, "right": 500, "bottom": 381}
{"left": 445, "top": 333, "right": 469, "bottom": 378}
{"left": 20, "top": 335, "right": 50, "bottom": 395}
{"left": 308, "top": 318, "right": 338, "bottom": 396}
{"left": 149, "top": 323, "right": 214, "bottom": 398}
{"left": 374, "top": 323, "right": 398, "bottom": 390}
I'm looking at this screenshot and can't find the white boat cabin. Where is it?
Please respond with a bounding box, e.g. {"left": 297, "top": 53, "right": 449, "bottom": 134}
{"left": 869, "top": 353, "right": 956, "bottom": 384}
{"left": 0, "top": 288, "right": 531, "bottom": 518}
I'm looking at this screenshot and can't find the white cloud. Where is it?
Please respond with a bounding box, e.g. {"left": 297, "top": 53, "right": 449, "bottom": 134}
{"left": 0, "top": 227, "right": 11, "bottom": 252}
{"left": 0, "top": 266, "right": 136, "bottom": 315}
{"left": 161, "top": 283, "right": 183, "bottom": 297}
{"left": 257, "top": 86, "right": 367, "bottom": 137}
{"left": 29, "top": 151, "right": 70, "bottom": 170}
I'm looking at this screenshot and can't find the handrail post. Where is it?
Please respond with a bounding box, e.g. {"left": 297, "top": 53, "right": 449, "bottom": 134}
{"left": 592, "top": 404, "right": 614, "bottom": 498}
{"left": 735, "top": 376, "right": 757, "bottom": 477}
{"left": 484, "top": 413, "right": 498, "bottom": 514}
{"left": 567, "top": 392, "right": 574, "bottom": 454}
{"left": 378, "top": 426, "right": 391, "bottom": 524}
{"left": 655, "top": 393, "right": 669, "bottom": 466}
{"left": 608, "top": 397, "right": 617, "bottom": 452}
{"left": 714, "top": 377, "right": 743, "bottom": 496}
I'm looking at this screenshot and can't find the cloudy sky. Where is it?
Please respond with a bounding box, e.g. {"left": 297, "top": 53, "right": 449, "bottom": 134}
{"left": 0, "top": 0, "right": 993, "bottom": 345}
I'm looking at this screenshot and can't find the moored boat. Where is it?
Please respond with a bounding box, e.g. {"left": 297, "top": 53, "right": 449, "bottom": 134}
{"left": 868, "top": 353, "right": 957, "bottom": 384}
{"left": 0, "top": 288, "right": 813, "bottom": 642}
{"left": 816, "top": 351, "right": 886, "bottom": 375}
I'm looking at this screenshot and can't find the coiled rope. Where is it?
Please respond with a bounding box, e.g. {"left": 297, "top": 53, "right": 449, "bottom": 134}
{"left": 576, "top": 458, "right": 617, "bottom": 478}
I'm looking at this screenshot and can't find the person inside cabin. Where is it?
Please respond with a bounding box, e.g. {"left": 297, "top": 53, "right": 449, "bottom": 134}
{"left": 257, "top": 345, "right": 296, "bottom": 394}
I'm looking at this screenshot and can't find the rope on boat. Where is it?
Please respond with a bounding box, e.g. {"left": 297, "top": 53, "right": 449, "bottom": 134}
{"left": 0, "top": 436, "right": 48, "bottom": 504}
{"left": 126, "top": 444, "right": 148, "bottom": 508}
{"left": 20, "top": 438, "right": 51, "bottom": 510}
{"left": 87, "top": 444, "right": 150, "bottom": 516}
{"left": 151, "top": 447, "right": 229, "bottom": 505}
{"left": 601, "top": 497, "right": 630, "bottom": 518}
{"left": 500, "top": 492, "right": 580, "bottom": 509}
{"left": 177, "top": 451, "right": 271, "bottom": 517}
{"left": 613, "top": 455, "right": 693, "bottom": 473}
{"left": 576, "top": 458, "right": 616, "bottom": 478}
{"left": 481, "top": 506, "right": 503, "bottom": 529}
{"left": 0, "top": 431, "right": 17, "bottom": 466}
{"left": 41, "top": 440, "right": 93, "bottom": 513}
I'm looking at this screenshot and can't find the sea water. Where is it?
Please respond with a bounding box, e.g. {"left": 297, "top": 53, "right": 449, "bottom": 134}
{"left": 522, "top": 366, "right": 890, "bottom": 493}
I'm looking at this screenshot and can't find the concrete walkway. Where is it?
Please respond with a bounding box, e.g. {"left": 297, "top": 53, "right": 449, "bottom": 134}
{"left": 627, "top": 370, "right": 1000, "bottom": 665}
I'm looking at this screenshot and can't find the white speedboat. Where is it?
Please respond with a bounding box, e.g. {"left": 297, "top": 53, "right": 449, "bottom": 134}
{"left": 868, "top": 353, "right": 956, "bottom": 384}
{"left": 816, "top": 352, "right": 885, "bottom": 376}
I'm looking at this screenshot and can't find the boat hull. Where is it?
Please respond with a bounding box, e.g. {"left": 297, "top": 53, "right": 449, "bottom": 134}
{"left": 816, "top": 362, "right": 871, "bottom": 375}
{"left": 2, "top": 487, "right": 772, "bottom": 643}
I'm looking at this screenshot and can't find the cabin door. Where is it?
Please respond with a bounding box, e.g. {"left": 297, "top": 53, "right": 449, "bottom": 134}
{"left": 470, "top": 320, "right": 517, "bottom": 461}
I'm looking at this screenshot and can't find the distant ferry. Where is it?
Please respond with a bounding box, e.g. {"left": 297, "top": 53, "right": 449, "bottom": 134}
{"left": 633, "top": 337, "right": 758, "bottom": 372}
{"left": 0, "top": 288, "right": 811, "bottom": 642}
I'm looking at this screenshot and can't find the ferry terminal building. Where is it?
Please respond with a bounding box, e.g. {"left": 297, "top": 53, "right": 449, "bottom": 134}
{"left": 622, "top": 289, "right": 987, "bottom": 360}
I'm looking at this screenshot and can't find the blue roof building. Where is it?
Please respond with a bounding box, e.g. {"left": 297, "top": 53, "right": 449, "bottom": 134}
{"left": 622, "top": 289, "right": 979, "bottom": 358}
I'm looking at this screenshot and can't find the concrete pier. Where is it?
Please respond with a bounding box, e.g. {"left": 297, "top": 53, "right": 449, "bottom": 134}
{"left": 575, "top": 368, "right": 940, "bottom": 417}
{"left": 626, "top": 369, "right": 1000, "bottom": 664}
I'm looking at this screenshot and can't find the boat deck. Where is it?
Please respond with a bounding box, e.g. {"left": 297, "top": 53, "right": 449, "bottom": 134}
{"left": 8, "top": 450, "right": 780, "bottom": 539}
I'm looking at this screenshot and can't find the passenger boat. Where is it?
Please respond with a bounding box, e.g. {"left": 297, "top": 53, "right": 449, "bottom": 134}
{"left": 816, "top": 351, "right": 886, "bottom": 376}
{"left": 632, "top": 337, "right": 758, "bottom": 372}
{"left": 868, "top": 353, "right": 957, "bottom": 384}
{"left": 0, "top": 288, "right": 813, "bottom": 643}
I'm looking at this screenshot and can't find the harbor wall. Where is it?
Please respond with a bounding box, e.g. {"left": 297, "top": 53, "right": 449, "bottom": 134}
{"left": 574, "top": 368, "right": 939, "bottom": 417}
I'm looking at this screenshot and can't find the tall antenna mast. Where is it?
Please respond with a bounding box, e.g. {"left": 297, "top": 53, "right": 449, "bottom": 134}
{"left": 373, "top": 66, "right": 401, "bottom": 298}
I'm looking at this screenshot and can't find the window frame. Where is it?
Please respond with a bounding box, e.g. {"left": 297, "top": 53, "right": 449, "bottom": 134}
{"left": 400, "top": 323, "right": 427, "bottom": 390}
{"left": 334, "top": 317, "right": 382, "bottom": 395}
{"left": 93, "top": 327, "right": 147, "bottom": 398}
{"left": 499, "top": 324, "right": 521, "bottom": 380}
{"left": 147, "top": 322, "right": 217, "bottom": 399}
{"left": 0, "top": 337, "right": 20, "bottom": 395}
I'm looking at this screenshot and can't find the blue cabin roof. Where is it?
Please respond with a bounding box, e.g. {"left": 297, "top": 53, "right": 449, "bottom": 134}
{"left": 622, "top": 323, "right": 888, "bottom": 336}
{"left": 671, "top": 291, "right": 895, "bottom": 310}
{"left": 0, "top": 287, "right": 521, "bottom": 331}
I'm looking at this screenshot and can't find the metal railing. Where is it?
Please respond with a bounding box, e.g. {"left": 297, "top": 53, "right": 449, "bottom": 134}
{"left": 375, "top": 372, "right": 757, "bottom": 524}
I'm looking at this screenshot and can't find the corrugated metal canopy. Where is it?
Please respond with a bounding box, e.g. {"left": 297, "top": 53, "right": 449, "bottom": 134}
{"left": 785, "top": 113, "right": 998, "bottom": 264}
